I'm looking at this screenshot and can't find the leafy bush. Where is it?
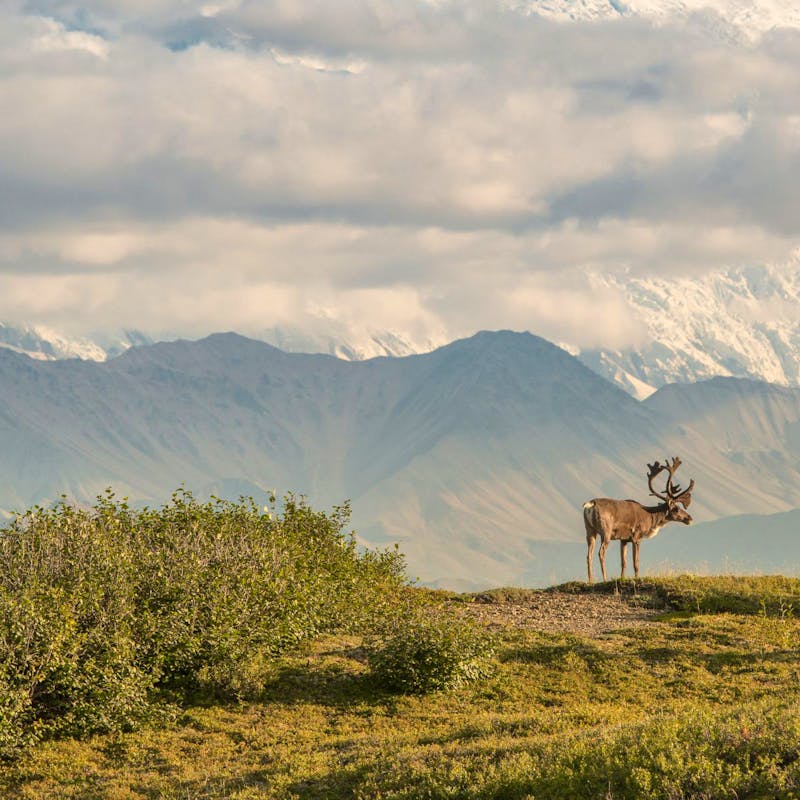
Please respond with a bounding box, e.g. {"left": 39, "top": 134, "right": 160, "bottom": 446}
{"left": 366, "top": 606, "right": 495, "bottom": 694}
{"left": 0, "top": 502, "right": 155, "bottom": 758}
{"left": 0, "top": 490, "right": 406, "bottom": 755}
{"left": 123, "top": 492, "right": 404, "bottom": 695}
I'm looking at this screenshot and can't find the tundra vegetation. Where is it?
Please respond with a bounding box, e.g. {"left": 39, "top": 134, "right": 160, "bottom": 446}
{"left": 0, "top": 494, "right": 800, "bottom": 798}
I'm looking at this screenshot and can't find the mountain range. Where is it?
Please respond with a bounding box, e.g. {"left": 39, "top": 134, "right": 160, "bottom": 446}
{"left": 5, "top": 265, "right": 800, "bottom": 403}
{"left": 1, "top": 329, "right": 799, "bottom": 588}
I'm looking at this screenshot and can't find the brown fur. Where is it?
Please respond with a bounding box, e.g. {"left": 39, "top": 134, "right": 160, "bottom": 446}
{"left": 584, "top": 497, "right": 692, "bottom": 582}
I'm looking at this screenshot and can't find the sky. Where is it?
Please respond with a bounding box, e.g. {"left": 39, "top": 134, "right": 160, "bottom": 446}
{"left": 2, "top": 0, "right": 800, "bottom": 350}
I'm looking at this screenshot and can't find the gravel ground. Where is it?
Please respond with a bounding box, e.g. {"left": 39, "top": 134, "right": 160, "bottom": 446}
{"left": 462, "top": 591, "right": 663, "bottom": 637}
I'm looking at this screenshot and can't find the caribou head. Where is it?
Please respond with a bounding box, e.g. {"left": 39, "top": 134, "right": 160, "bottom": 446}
{"left": 647, "top": 457, "right": 694, "bottom": 524}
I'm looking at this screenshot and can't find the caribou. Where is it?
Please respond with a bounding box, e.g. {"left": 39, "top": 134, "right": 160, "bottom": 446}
{"left": 583, "top": 457, "right": 695, "bottom": 583}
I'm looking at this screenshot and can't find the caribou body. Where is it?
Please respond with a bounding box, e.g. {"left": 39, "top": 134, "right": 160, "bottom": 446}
{"left": 584, "top": 458, "right": 695, "bottom": 583}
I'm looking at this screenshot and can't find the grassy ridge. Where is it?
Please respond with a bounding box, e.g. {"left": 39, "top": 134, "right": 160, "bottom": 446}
{"left": 479, "top": 574, "right": 800, "bottom": 614}
{"left": 2, "top": 574, "right": 800, "bottom": 798}
{"left": 557, "top": 574, "right": 800, "bottom": 615}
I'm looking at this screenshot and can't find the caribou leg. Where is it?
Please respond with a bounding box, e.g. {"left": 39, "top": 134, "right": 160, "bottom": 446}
{"left": 598, "top": 539, "right": 608, "bottom": 582}
{"left": 587, "top": 534, "right": 596, "bottom": 583}
{"left": 620, "top": 540, "right": 628, "bottom": 579}
{"left": 633, "top": 541, "right": 641, "bottom": 578}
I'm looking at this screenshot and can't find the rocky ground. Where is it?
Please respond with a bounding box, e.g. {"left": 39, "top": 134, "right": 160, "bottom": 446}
{"left": 462, "top": 588, "right": 664, "bottom": 636}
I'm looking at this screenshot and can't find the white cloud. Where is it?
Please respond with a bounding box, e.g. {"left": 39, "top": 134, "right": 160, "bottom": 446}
{"left": 30, "top": 17, "right": 110, "bottom": 58}
{"left": 2, "top": 1, "right": 800, "bottom": 349}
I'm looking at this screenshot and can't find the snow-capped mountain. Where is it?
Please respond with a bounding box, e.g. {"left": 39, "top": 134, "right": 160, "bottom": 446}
{"left": 580, "top": 264, "right": 800, "bottom": 400}
{"left": 199, "top": 263, "right": 800, "bottom": 400}
{"left": 0, "top": 323, "right": 153, "bottom": 362}
{"left": 94, "top": 330, "right": 155, "bottom": 359}
{"left": 515, "top": 0, "right": 800, "bottom": 42}
{"left": 0, "top": 318, "right": 443, "bottom": 364}
{"left": 261, "top": 263, "right": 800, "bottom": 402}
{"left": 0, "top": 322, "right": 108, "bottom": 361}
{"left": 258, "top": 323, "right": 446, "bottom": 361}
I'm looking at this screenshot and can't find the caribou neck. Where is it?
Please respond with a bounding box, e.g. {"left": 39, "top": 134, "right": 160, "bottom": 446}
{"left": 642, "top": 503, "right": 671, "bottom": 522}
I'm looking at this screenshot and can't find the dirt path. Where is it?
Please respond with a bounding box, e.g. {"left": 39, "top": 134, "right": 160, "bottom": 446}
{"left": 462, "top": 590, "right": 663, "bottom": 637}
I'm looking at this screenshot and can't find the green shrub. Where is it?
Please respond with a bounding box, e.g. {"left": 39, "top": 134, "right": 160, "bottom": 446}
{"left": 366, "top": 607, "right": 495, "bottom": 694}
{"left": 0, "top": 505, "right": 155, "bottom": 754}
{"left": 0, "top": 490, "right": 407, "bottom": 753}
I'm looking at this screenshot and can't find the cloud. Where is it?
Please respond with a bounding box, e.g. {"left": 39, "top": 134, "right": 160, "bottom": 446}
{"left": 2, "top": 1, "right": 800, "bottom": 349}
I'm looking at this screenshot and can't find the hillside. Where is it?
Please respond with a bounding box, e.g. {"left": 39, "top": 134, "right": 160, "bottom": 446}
{"left": 2, "top": 331, "right": 800, "bottom": 586}
{"left": 0, "top": 331, "right": 655, "bottom": 586}
{"left": 4, "top": 576, "right": 800, "bottom": 799}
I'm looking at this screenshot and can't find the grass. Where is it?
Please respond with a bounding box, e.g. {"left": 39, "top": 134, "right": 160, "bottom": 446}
{"left": 476, "top": 574, "right": 800, "bottom": 618}
{"left": 550, "top": 574, "right": 800, "bottom": 615}
{"left": 2, "top": 575, "right": 800, "bottom": 799}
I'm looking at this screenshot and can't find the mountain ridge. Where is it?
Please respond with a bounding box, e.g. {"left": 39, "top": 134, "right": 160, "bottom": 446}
{"left": 2, "top": 329, "right": 800, "bottom": 587}
{"left": 4, "top": 265, "right": 800, "bottom": 400}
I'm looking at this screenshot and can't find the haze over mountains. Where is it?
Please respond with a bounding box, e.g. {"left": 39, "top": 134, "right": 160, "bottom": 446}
{"left": 6, "top": 264, "right": 800, "bottom": 402}
{"left": 1, "top": 329, "right": 799, "bottom": 588}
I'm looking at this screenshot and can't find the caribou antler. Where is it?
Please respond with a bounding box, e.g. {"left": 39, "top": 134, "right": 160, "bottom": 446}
{"left": 647, "top": 460, "right": 669, "bottom": 501}
{"left": 647, "top": 457, "right": 694, "bottom": 508}
{"left": 664, "top": 456, "right": 682, "bottom": 495}
{"left": 673, "top": 478, "right": 695, "bottom": 508}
